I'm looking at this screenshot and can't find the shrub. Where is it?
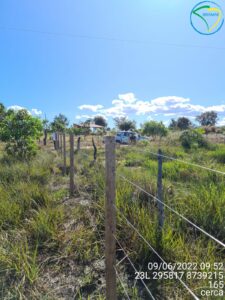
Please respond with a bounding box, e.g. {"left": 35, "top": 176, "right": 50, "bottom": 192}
{"left": 179, "top": 130, "right": 208, "bottom": 150}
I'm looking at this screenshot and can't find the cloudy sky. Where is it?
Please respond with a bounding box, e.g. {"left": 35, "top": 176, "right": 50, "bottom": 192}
{"left": 0, "top": 0, "right": 225, "bottom": 126}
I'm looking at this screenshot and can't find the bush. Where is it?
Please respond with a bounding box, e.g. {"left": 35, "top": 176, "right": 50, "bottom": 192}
{"left": 179, "top": 130, "right": 209, "bottom": 150}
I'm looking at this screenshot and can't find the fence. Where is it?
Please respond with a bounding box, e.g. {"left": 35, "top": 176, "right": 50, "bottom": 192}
{"left": 46, "top": 133, "right": 225, "bottom": 299}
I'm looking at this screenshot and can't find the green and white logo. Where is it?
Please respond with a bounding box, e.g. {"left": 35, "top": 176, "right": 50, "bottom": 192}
{"left": 190, "top": 1, "right": 224, "bottom": 35}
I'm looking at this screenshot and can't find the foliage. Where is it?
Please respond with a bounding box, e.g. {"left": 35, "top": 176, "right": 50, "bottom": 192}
{"left": 114, "top": 117, "right": 136, "bottom": 131}
{"left": 196, "top": 111, "right": 218, "bottom": 126}
{"left": 0, "top": 108, "right": 43, "bottom": 160}
{"left": 142, "top": 121, "right": 168, "bottom": 139}
{"left": 168, "top": 118, "right": 177, "bottom": 130}
{"left": 177, "top": 117, "right": 192, "bottom": 130}
{"left": 93, "top": 115, "right": 107, "bottom": 127}
{"left": 51, "top": 113, "right": 69, "bottom": 132}
{"left": 179, "top": 129, "right": 208, "bottom": 150}
{"left": 169, "top": 117, "right": 192, "bottom": 130}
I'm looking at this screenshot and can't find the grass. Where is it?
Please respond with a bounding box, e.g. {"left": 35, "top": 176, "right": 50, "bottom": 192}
{"left": 76, "top": 135, "right": 225, "bottom": 299}
{"left": 0, "top": 134, "right": 224, "bottom": 299}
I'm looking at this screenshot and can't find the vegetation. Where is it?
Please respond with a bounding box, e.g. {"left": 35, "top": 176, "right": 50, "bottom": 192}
{"left": 0, "top": 107, "right": 224, "bottom": 299}
{"left": 0, "top": 106, "right": 43, "bottom": 160}
{"left": 179, "top": 129, "right": 209, "bottom": 150}
{"left": 169, "top": 117, "right": 192, "bottom": 130}
{"left": 196, "top": 111, "right": 218, "bottom": 126}
{"left": 142, "top": 120, "right": 168, "bottom": 139}
{"left": 93, "top": 115, "right": 107, "bottom": 128}
{"left": 51, "top": 113, "right": 69, "bottom": 132}
{"left": 114, "top": 117, "right": 136, "bottom": 131}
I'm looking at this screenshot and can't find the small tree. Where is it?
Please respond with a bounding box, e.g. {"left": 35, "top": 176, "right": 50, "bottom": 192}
{"left": 114, "top": 117, "right": 136, "bottom": 131}
{"left": 93, "top": 115, "right": 107, "bottom": 128}
{"left": 177, "top": 117, "right": 192, "bottom": 130}
{"left": 196, "top": 111, "right": 218, "bottom": 126}
{"left": 0, "top": 109, "right": 43, "bottom": 159}
{"left": 142, "top": 121, "right": 168, "bottom": 140}
{"left": 169, "top": 119, "right": 177, "bottom": 130}
{"left": 51, "top": 114, "right": 69, "bottom": 132}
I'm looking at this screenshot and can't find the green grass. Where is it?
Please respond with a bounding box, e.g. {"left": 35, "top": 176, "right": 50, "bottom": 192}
{"left": 0, "top": 133, "right": 224, "bottom": 299}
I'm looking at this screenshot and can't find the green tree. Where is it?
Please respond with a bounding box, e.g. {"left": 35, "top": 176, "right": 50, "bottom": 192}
{"left": 196, "top": 111, "right": 218, "bottom": 126}
{"left": 177, "top": 117, "right": 192, "bottom": 130}
{"left": 93, "top": 115, "right": 107, "bottom": 127}
{"left": 142, "top": 121, "right": 168, "bottom": 140}
{"left": 0, "top": 109, "right": 43, "bottom": 159}
{"left": 169, "top": 119, "right": 177, "bottom": 130}
{"left": 114, "top": 117, "right": 136, "bottom": 131}
{"left": 51, "top": 114, "right": 69, "bottom": 132}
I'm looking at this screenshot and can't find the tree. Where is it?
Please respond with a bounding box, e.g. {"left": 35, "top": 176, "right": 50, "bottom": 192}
{"left": 114, "top": 117, "right": 136, "bottom": 131}
{"left": 51, "top": 114, "right": 69, "bottom": 132}
{"left": 142, "top": 121, "right": 168, "bottom": 139}
{"left": 177, "top": 117, "right": 192, "bottom": 130}
{"left": 169, "top": 119, "right": 177, "bottom": 130}
{"left": 196, "top": 111, "right": 218, "bottom": 126}
{"left": 0, "top": 109, "right": 43, "bottom": 159}
{"left": 93, "top": 115, "right": 107, "bottom": 128}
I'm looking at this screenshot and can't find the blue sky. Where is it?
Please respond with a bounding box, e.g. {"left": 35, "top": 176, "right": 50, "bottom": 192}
{"left": 0, "top": 0, "right": 225, "bottom": 127}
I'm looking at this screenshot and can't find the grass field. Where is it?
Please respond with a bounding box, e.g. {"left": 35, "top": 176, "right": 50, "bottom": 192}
{"left": 0, "top": 133, "right": 224, "bottom": 299}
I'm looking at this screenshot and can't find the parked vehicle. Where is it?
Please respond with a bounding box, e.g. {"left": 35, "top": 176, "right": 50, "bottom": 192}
{"left": 115, "top": 131, "right": 139, "bottom": 144}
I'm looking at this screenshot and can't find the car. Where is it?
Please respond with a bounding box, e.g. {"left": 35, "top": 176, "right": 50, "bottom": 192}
{"left": 115, "top": 131, "right": 139, "bottom": 144}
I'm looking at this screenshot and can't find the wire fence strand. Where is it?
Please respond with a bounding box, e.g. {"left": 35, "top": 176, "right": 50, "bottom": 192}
{"left": 118, "top": 174, "right": 225, "bottom": 248}
{"left": 133, "top": 148, "right": 225, "bottom": 176}
{"left": 114, "top": 208, "right": 200, "bottom": 300}
{"left": 114, "top": 235, "right": 156, "bottom": 300}
{"left": 114, "top": 266, "right": 131, "bottom": 300}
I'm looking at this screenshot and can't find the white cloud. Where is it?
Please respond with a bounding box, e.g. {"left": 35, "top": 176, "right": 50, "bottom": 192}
{"left": 78, "top": 93, "right": 225, "bottom": 120}
{"left": 7, "top": 105, "right": 42, "bottom": 116}
{"left": 78, "top": 104, "right": 104, "bottom": 112}
{"left": 31, "top": 108, "right": 42, "bottom": 116}
{"left": 8, "top": 105, "right": 26, "bottom": 111}
{"left": 218, "top": 118, "right": 225, "bottom": 126}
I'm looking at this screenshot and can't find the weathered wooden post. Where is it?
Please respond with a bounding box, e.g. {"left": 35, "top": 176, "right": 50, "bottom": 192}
{"left": 63, "top": 133, "right": 66, "bottom": 175}
{"left": 77, "top": 137, "right": 81, "bottom": 152}
{"left": 105, "top": 136, "right": 117, "bottom": 300}
{"left": 92, "top": 137, "right": 97, "bottom": 161}
{"left": 157, "top": 149, "right": 164, "bottom": 229}
{"left": 60, "top": 133, "right": 63, "bottom": 157}
{"left": 43, "top": 129, "right": 47, "bottom": 146}
{"left": 69, "top": 133, "right": 75, "bottom": 196}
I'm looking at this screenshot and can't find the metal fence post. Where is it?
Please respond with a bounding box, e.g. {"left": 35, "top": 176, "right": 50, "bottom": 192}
{"left": 70, "top": 133, "right": 75, "bottom": 196}
{"left": 157, "top": 149, "right": 164, "bottom": 229}
{"left": 105, "top": 136, "right": 117, "bottom": 300}
{"left": 63, "top": 133, "right": 66, "bottom": 175}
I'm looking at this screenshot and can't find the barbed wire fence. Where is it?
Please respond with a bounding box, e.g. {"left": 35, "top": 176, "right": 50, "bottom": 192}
{"left": 49, "top": 133, "right": 224, "bottom": 299}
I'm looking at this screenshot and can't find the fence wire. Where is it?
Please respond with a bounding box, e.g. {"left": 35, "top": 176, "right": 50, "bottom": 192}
{"left": 114, "top": 207, "right": 200, "bottom": 300}
{"left": 118, "top": 174, "right": 225, "bottom": 249}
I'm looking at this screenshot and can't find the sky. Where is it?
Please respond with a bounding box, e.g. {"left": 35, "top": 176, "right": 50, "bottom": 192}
{"left": 0, "top": 0, "right": 225, "bottom": 127}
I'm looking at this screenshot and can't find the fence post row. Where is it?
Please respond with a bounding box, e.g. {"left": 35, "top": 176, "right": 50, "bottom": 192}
{"left": 105, "top": 136, "right": 117, "bottom": 300}
{"left": 63, "top": 133, "right": 66, "bottom": 175}
{"left": 157, "top": 149, "right": 164, "bottom": 229}
{"left": 70, "top": 133, "right": 75, "bottom": 196}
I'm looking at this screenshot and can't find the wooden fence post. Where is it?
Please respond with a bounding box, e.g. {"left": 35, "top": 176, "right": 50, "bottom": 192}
{"left": 60, "top": 133, "right": 63, "bottom": 157}
{"left": 77, "top": 137, "right": 81, "bottom": 152}
{"left": 157, "top": 149, "right": 164, "bottom": 229}
{"left": 92, "top": 137, "right": 97, "bottom": 161}
{"left": 69, "top": 133, "right": 75, "bottom": 196}
{"left": 63, "top": 133, "right": 66, "bottom": 175}
{"left": 105, "top": 136, "right": 117, "bottom": 300}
